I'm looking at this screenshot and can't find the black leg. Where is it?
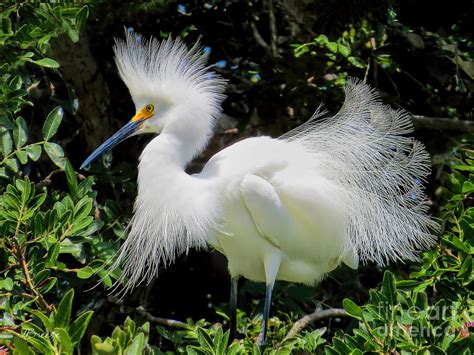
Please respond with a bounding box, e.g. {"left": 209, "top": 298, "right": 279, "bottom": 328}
{"left": 229, "top": 276, "right": 239, "bottom": 340}
{"left": 256, "top": 282, "right": 274, "bottom": 350}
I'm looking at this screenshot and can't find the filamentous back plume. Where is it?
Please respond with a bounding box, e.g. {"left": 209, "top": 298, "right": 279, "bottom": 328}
{"left": 282, "top": 79, "right": 438, "bottom": 265}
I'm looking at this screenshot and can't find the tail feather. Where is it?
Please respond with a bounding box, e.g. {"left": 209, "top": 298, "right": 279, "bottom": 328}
{"left": 282, "top": 79, "right": 438, "bottom": 265}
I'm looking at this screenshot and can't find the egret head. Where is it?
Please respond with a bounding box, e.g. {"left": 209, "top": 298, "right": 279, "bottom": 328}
{"left": 80, "top": 31, "right": 226, "bottom": 169}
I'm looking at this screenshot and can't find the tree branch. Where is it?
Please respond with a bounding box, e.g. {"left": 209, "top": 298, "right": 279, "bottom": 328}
{"left": 267, "top": 0, "right": 279, "bottom": 58}
{"left": 411, "top": 115, "right": 474, "bottom": 133}
{"left": 13, "top": 242, "right": 53, "bottom": 313}
{"left": 136, "top": 306, "right": 188, "bottom": 329}
{"left": 284, "top": 308, "right": 346, "bottom": 340}
{"left": 250, "top": 21, "right": 271, "bottom": 56}
{"left": 35, "top": 169, "right": 62, "bottom": 190}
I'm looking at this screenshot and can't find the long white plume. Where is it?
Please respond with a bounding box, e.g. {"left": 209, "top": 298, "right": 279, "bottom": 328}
{"left": 113, "top": 31, "right": 226, "bottom": 112}
{"left": 282, "top": 79, "right": 438, "bottom": 265}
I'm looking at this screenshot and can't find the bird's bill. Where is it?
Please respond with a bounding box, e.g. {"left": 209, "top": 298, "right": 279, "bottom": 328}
{"left": 80, "top": 118, "right": 144, "bottom": 169}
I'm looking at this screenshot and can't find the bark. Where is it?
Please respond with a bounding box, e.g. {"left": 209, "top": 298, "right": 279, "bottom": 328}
{"left": 51, "top": 33, "right": 111, "bottom": 150}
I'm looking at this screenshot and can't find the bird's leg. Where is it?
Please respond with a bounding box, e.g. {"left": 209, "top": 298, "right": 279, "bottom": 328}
{"left": 256, "top": 252, "right": 281, "bottom": 350}
{"left": 256, "top": 281, "right": 274, "bottom": 349}
{"left": 229, "top": 276, "right": 239, "bottom": 340}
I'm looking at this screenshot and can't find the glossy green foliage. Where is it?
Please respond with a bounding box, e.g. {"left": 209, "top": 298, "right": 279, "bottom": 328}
{"left": 11, "top": 290, "right": 93, "bottom": 355}
{"left": 330, "top": 154, "right": 474, "bottom": 354}
{"left": 0, "top": 3, "right": 119, "bottom": 353}
{"left": 91, "top": 317, "right": 152, "bottom": 355}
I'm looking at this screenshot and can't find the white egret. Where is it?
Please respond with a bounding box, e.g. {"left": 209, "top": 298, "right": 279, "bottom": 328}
{"left": 81, "top": 32, "right": 437, "bottom": 347}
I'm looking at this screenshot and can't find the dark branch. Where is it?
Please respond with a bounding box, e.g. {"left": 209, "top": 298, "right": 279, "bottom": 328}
{"left": 136, "top": 306, "right": 188, "bottom": 329}
{"left": 411, "top": 115, "right": 474, "bottom": 133}
{"left": 250, "top": 21, "right": 271, "bottom": 56}
{"left": 267, "top": 0, "right": 279, "bottom": 58}
{"left": 284, "top": 308, "right": 346, "bottom": 340}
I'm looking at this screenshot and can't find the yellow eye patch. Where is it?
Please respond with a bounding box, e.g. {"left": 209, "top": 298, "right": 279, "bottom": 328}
{"left": 132, "top": 104, "right": 155, "bottom": 122}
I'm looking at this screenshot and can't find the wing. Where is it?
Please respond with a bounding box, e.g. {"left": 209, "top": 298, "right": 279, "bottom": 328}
{"left": 240, "top": 173, "right": 358, "bottom": 269}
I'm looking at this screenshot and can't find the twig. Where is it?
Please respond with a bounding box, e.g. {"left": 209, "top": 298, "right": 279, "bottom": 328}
{"left": 136, "top": 306, "right": 188, "bottom": 329}
{"left": 410, "top": 115, "right": 474, "bottom": 133}
{"left": 13, "top": 243, "right": 53, "bottom": 312}
{"left": 35, "top": 169, "right": 62, "bottom": 190}
{"left": 250, "top": 21, "right": 271, "bottom": 56}
{"left": 284, "top": 308, "right": 346, "bottom": 340}
{"left": 267, "top": 0, "right": 278, "bottom": 58}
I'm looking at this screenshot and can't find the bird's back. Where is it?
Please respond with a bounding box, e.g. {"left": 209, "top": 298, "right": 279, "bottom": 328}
{"left": 201, "top": 136, "right": 356, "bottom": 284}
{"left": 200, "top": 80, "right": 437, "bottom": 284}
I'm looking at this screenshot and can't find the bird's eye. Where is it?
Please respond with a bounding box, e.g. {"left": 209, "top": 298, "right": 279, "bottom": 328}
{"left": 145, "top": 104, "right": 154, "bottom": 113}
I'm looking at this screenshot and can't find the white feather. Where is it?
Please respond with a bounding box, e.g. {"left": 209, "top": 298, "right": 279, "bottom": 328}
{"left": 281, "top": 79, "right": 438, "bottom": 265}
{"left": 106, "top": 34, "right": 437, "bottom": 295}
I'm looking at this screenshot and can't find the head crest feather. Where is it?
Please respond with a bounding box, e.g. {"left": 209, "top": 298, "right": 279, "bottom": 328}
{"left": 113, "top": 31, "right": 226, "bottom": 108}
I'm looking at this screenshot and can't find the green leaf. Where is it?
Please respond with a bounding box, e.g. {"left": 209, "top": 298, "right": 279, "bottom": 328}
{"left": 338, "top": 44, "right": 351, "bottom": 57}
{"left": 1, "top": 127, "right": 13, "bottom": 156}
{"left": 75, "top": 5, "right": 89, "bottom": 31}
{"left": 382, "top": 271, "right": 396, "bottom": 306}
{"left": 42, "top": 106, "right": 63, "bottom": 140}
{"left": 55, "top": 328, "right": 73, "bottom": 354}
{"left": 217, "top": 329, "right": 230, "bottom": 355}
{"left": 31, "top": 58, "right": 60, "bottom": 68}
{"left": 65, "top": 160, "right": 78, "bottom": 193}
{"left": 26, "top": 144, "right": 42, "bottom": 161}
{"left": 13, "top": 116, "right": 28, "bottom": 148}
{"left": 47, "top": 243, "right": 60, "bottom": 262}
{"left": 5, "top": 158, "right": 19, "bottom": 172}
{"left": 124, "top": 333, "right": 145, "bottom": 355}
{"left": 92, "top": 341, "right": 115, "bottom": 353}
{"left": 15, "top": 332, "right": 54, "bottom": 355}
{"left": 54, "top": 289, "right": 74, "bottom": 328}
{"left": 458, "top": 255, "right": 472, "bottom": 279}
{"left": 41, "top": 277, "right": 57, "bottom": 294}
{"left": 461, "top": 181, "right": 474, "bottom": 194}
{"left": 69, "top": 311, "right": 93, "bottom": 345}
{"left": 0, "top": 167, "right": 8, "bottom": 178}
{"left": 30, "top": 192, "right": 47, "bottom": 211}
{"left": 0, "top": 277, "right": 14, "bottom": 291}
{"left": 343, "top": 298, "right": 363, "bottom": 320}
{"left": 44, "top": 142, "right": 66, "bottom": 169}
{"left": 16, "top": 150, "right": 28, "bottom": 164}
{"left": 124, "top": 316, "right": 136, "bottom": 335}
{"left": 34, "top": 269, "right": 51, "bottom": 286}
{"left": 326, "top": 41, "right": 338, "bottom": 53}
{"left": 13, "top": 336, "right": 34, "bottom": 355}
{"left": 31, "top": 310, "right": 54, "bottom": 331}
{"left": 60, "top": 238, "right": 86, "bottom": 262}
{"left": 3, "top": 191, "right": 20, "bottom": 210}
{"left": 444, "top": 235, "right": 470, "bottom": 253}
{"left": 62, "top": 19, "right": 79, "bottom": 43}
{"left": 196, "top": 327, "right": 214, "bottom": 349}
{"left": 76, "top": 266, "right": 94, "bottom": 279}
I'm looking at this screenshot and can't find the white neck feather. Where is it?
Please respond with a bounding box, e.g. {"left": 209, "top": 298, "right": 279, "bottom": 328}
{"left": 111, "top": 112, "right": 219, "bottom": 293}
{"left": 109, "top": 33, "right": 227, "bottom": 293}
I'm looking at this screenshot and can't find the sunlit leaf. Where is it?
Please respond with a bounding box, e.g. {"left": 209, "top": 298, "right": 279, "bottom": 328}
{"left": 42, "top": 106, "right": 63, "bottom": 140}
{"left": 1, "top": 127, "right": 13, "bottom": 156}
{"left": 31, "top": 57, "right": 60, "bottom": 68}
{"left": 69, "top": 311, "right": 93, "bottom": 345}
{"left": 54, "top": 289, "right": 74, "bottom": 328}
{"left": 44, "top": 142, "right": 66, "bottom": 169}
